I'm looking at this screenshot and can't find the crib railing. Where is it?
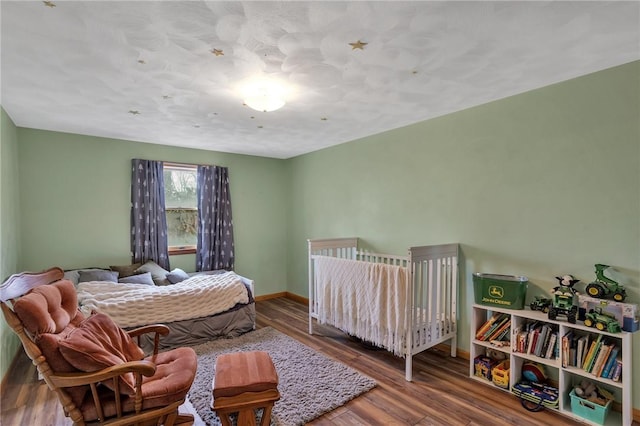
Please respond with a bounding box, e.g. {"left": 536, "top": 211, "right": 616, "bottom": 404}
{"left": 308, "top": 238, "right": 459, "bottom": 381}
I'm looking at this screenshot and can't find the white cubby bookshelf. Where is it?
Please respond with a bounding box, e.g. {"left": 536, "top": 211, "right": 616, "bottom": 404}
{"left": 470, "top": 304, "right": 633, "bottom": 426}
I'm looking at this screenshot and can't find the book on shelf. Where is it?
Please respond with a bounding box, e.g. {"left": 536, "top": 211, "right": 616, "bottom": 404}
{"left": 611, "top": 358, "right": 623, "bottom": 382}
{"left": 582, "top": 334, "right": 603, "bottom": 372}
{"left": 569, "top": 333, "right": 579, "bottom": 367}
{"left": 581, "top": 335, "right": 590, "bottom": 367}
{"left": 539, "top": 325, "right": 558, "bottom": 359}
{"left": 477, "top": 313, "right": 509, "bottom": 341}
{"left": 544, "top": 332, "right": 557, "bottom": 359}
{"left": 591, "top": 342, "right": 612, "bottom": 377}
{"left": 601, "top": 345, "right": 619, "bottom": 379}
{"left": 534, "top": 324, "right": 550, "bottom": 357}
{"left": 475, "top": 313, "right": 500, "bottom": 340}
{"left": 527, "top": 326, "right": 540, "bottom": 355}
{"left": 515, "top": 329, "right": 528, "bottom": 353}
{"left": 561, "top": 330, "right": 573, "bottom": 367}
{"left": 486, "top": 317, "right": 511, "bottom": 341}
{"left": 493, "top": 322, "right": 511, "bottom": 342}
{"left": 576, "top": 335, "right": 589, "bottom": 369}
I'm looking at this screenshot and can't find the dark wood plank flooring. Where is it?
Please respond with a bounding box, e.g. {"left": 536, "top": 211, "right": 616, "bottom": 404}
{"left": 0, "top": 297, "right": 609, "bottom": 425}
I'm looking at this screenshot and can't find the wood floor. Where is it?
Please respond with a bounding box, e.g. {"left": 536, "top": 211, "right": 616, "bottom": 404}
{"left": 0, "top": 297, "right": 611, "bottom": 425}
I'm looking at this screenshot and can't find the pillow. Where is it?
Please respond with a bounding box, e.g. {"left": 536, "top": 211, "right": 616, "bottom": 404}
{"left": 78, "top": 270, "right": 119, "bottom": 283}
{"left": 110, "top": 263, "right": 142, "bottom": 278}
{"left": 135, "top": 260, "right": 170, "bottom": 285}
{"left": 64, "top": 268, "right": 108, "bottom": 286}
{"left": 118, "top": 272, "right": 154, "bottom": 286}
{"left": 59, "top": 312, "right": 144, "bottom": 395}
{"left": 166, "top": 268, "right": 190, "bottom": 284}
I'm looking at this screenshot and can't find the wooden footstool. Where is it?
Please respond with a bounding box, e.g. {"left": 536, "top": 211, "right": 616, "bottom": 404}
{"left": 212, "top": 351, "right": 280, "bottom": 426}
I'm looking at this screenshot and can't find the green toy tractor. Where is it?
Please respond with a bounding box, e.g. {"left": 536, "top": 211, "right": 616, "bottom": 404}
{"left": 585, "top": 264, "right": 627, "bottom": 302}
{"left": 548, "top": 287, "right": 577, "bottom": 323}
{"left": 584, "top": 307, "right": 621, "bottom": 333}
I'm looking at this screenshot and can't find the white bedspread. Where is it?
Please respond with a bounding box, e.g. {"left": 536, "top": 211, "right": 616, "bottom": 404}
{"left": 76, "top": 272, "right": 249, "bottom": 328}
{"left": 314, "top": 256, "right": 409, "bottom": 356}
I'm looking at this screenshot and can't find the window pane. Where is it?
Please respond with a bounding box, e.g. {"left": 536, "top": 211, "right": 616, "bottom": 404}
{"left": 164, "top": 169, "right": 197, "bottom": 208}
{"left": 164, "top": 166, "right": 198, "bottom": 247}
{"left": 166, "top": 208, "right": 197, "bottom": 247}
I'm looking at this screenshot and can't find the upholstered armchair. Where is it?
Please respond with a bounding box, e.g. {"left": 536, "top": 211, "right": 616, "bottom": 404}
{"left": 1, "top": 267, "right": 197, "bottom": 426}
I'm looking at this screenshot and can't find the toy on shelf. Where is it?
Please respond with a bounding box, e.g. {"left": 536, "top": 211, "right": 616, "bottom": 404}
{"left": 474, "top": 355, "right": 498, "bottom": 381}
{"left": 529, "top": 296, "right": 552, "bottom": 313}
{"left": 512, "top": 362, "right": 559, "bottom": 412}
{"left": 548, "top": 275, "right": 579, "bottom": 323}
{"left": 521, "top": 361, "right": 547, "bottom": 383}
{"left": 491, "top": 359, "right": 510, "bottom": 389}
{"left": 584, "top": 307, "right": 621, "bottom": 333}
{"left": 577, "top": 294, "right": 639, "bottom": 332}
{"left": 586, "top": 264, "right": 627, "bottom": 302}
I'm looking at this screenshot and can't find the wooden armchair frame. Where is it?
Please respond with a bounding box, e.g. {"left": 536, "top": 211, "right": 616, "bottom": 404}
{"left": 1, "top": 267, "right": 194, "bottom": 426}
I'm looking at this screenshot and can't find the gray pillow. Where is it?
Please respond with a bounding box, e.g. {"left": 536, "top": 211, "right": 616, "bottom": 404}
{"left": 118, "top": 272, "right": 155, "bottom": 286}
{"left": 135, "top": 260, "right": 170, "bottom": 285}
{"left": 166, "top": 268, "right": 190, "bottom": 284}
{"left": 110, "top": 263, "right": 142, "bottom": 278}
{"left": 64, "top": 268, "right": 110, "bottom": 286}
{"left": 78, "top": 270, "right": 119, "bottom": 283}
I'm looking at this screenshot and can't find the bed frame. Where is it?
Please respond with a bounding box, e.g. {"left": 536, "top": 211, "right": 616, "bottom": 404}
{"left": 308, "top": 238, "right": 459, "bottom": 381}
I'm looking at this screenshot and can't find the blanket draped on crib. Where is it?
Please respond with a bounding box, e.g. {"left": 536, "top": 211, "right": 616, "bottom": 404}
{"left": 76, "top": 272, "right": 249, "bottom": 328}
{"left": 314, "top": 256, "right": 409, "bottom": 356}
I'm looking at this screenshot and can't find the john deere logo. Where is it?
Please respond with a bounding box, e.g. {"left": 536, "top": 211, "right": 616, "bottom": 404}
{"left": 489, "top": 286, "right": 504, "bottom": 298}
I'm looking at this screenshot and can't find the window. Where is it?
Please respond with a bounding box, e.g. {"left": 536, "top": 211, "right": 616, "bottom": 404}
{"left": 163, "top": 163, "right": 197, "bottom": 254}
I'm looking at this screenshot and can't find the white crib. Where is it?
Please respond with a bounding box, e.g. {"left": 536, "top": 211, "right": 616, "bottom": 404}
{"left": 308, "top": 238, "right": 459, "bottom": 381}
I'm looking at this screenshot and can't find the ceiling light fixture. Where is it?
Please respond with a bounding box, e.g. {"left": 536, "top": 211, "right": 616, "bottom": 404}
{"left": 244, "top": 88, "right": 285, "bottom": 112}
{"left": 241, "top": 78, "right": 287, "bottom": 112}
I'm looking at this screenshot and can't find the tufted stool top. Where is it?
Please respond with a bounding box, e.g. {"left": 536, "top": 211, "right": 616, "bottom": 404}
{"left": 213, "top": 351, "right": 278, "bottom": 398}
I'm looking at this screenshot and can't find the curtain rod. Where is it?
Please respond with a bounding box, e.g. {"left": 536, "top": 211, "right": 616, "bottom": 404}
{"left": 137, "top": 159, "right": 224, "bottom": 169}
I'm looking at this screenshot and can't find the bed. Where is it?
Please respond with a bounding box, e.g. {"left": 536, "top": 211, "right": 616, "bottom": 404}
{"left": 308, "top": 238, "right": 459, "bottom": 381}
{"left": 64, "top": 266, "right": 255, "bottom": 353}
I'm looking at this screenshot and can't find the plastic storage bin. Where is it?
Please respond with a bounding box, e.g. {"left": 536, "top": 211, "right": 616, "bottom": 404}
{"left": 491, "top": 359, "right": 510, "bottom": 389}
{"left": 569, "top": 389, "right": 612, "bottom": 425}
{"left": 473, "top": 273, "right": 528, "bottom": 309}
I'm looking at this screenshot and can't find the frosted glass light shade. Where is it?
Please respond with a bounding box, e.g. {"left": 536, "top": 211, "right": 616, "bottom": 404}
{"left": 240, "top": 78, "right": 288, "bottom": 112}
{"left": 244, "top": 90, "right": 285, "bottom": 112}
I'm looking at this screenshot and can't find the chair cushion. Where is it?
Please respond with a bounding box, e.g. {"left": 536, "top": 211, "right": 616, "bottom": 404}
{"left": 13, "top": 279, "right": 79, "bottom": 335}
{"left": 213, "top": 351, "right": 278, "bottom": 398}
{"left": 80, "top": 347, "right": 197, "bottom": 421}
{"left": 59, "top": 312, "right": 145, "bottom": 395}
{"left": 36, "top": 312, "right": 89, "bottom": 407}
{"left": 13, "top": 279, "right": 90, "bottom": 406}
{"left": 141, "top": 347, "right": 198, "bottom": 405}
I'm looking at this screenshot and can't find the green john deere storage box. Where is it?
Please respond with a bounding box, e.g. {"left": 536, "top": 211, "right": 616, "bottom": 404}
{"left": 473, "top": 273, "right": 528, "bottom": 310}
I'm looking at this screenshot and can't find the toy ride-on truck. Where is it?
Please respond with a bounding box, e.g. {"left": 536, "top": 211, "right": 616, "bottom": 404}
{"left": 586, "top": 264, "right": 627, "bottom": 302}
{"left": 548, "top": 288, "right": 578, "bottom": 323}
{"left": 584, "top": 307, "right": 622, "bottom": 333}
{"left": 530, "top": 297, "right": 552, "bottom": 313}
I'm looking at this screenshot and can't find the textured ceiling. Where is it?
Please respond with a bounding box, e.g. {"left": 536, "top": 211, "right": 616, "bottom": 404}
{"left": 1, "top": 1, "right": 639, "bottom": 159}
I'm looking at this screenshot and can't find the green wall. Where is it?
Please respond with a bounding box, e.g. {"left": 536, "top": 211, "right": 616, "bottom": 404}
{"left": 287, "top": 61, "right": 640, "bottom": 408}
{"left": 17, "top": 130, "right": 289, "bottom": 296}
{"left": 1, "top": 107, "right": 22, "bottom": 379}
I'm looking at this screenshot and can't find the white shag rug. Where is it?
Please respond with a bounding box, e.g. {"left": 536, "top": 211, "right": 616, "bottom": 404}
{"left": 186, "top": 327, "right": 377, "bottom": 426}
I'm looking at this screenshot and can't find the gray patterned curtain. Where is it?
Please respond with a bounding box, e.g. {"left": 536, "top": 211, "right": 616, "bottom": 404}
{"left": 196, "top": 165, "right": 234, "bottom": 271}
{"left": 130, "top": 159, "right": 170, "bottom": 270}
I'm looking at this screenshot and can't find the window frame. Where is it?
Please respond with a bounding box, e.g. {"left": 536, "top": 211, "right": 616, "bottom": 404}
{"left": 163, "top": 162, "right": 198, "bottom": 255}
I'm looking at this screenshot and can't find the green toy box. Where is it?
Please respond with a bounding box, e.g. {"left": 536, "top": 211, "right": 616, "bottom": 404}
{"left": 569, "top": 389, "right": 612, "bottom": 425}
{"left": 473, "top": 273, "right": 528, "bottom": 310}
